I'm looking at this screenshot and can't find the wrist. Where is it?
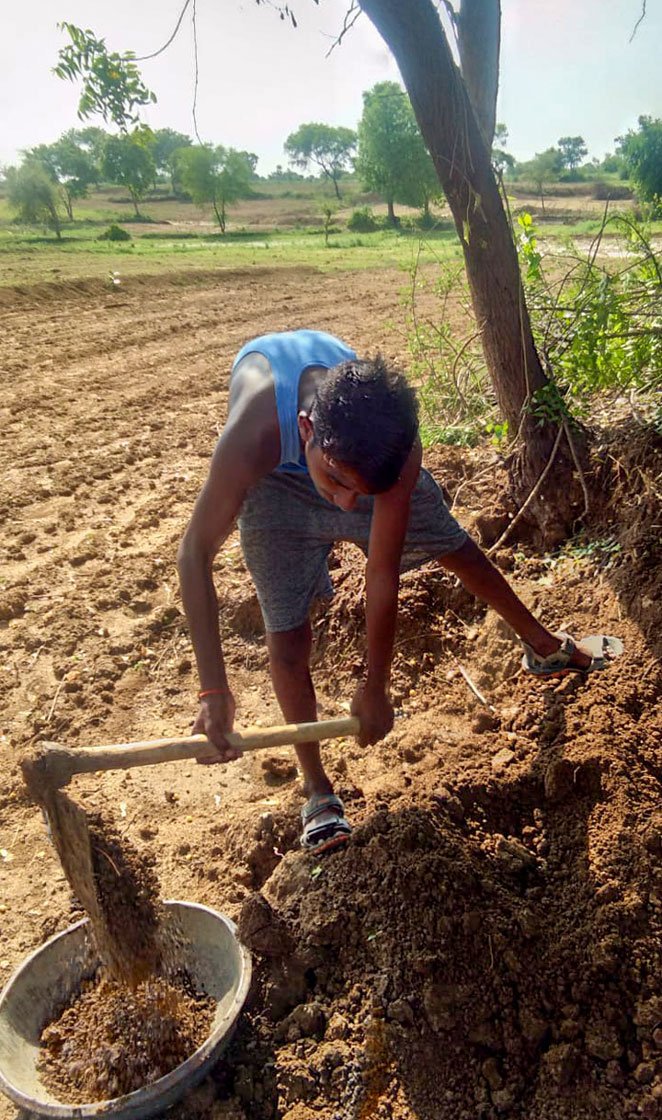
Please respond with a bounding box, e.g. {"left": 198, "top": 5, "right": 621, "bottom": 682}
{"left": 198, "top": 684, "right": 231, "bottom": 700}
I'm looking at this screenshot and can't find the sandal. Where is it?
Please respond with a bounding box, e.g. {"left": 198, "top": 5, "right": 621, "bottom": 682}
{"left": 300, "top": 793, "right": 352, "bottom": 855}
{"left": 522, "top": 632, "right": 624, "bottom": 679}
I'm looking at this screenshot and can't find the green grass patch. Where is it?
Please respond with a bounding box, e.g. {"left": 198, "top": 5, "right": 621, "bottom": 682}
{"left": 419, "top": 421, "right": 483, "bottom": 449}
{"left": 541, "top": 217, "right": 662, "bottom": 239}
{"left": 0, "top": 222, "right": 463, "bottom": 286}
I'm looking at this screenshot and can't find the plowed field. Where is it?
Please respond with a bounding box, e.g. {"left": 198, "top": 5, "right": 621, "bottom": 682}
{"left": 0, "top": 266, "right": 660, "bottom": 1120}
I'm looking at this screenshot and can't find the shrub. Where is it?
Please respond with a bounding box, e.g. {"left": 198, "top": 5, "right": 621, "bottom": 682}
{"left": 347, "top": 206, "right": 380, "bottom": 232}
{"left": 592, "top": 182, "right": 633, "bottom": 201}
{"left": 98, "top": 224, "right": 132, "bottom": 241}
{"left": 400, "top": 209, "right": 446, "bottom": 231}
{"left": 415, "top": 209, "right": 438, "bottom": 230}
{"left": 519, "top": 212, "right": 662, "bottom": 411}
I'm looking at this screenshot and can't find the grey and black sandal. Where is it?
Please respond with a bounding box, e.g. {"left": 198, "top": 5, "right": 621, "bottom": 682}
{"left": 522, "top": 631, "right": 624, "bottom": 678}
{"left": 300, "top": 793, "right": 352, "bottom": 855}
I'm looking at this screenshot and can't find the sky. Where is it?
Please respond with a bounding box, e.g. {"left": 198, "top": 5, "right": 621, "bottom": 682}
{"left": 1, "top": 0, "right": 661, "bottom": 174}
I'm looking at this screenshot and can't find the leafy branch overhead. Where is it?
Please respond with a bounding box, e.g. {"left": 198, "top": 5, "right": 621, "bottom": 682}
{"left": 54, "top": 22, "right": 157, "bottom": 131}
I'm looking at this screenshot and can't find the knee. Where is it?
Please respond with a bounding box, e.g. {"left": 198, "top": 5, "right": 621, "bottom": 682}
{"left": 267, "top": 624, "right": 311, "bottom": 674}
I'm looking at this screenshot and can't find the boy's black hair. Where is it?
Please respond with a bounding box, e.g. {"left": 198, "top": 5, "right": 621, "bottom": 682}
{"left": 311, "top": 355, "right": 419, "bottom": 492}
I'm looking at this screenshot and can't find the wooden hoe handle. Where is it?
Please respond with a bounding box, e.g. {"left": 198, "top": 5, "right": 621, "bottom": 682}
{"left": 27, "top": 717, "right": 360, "bottom": 790}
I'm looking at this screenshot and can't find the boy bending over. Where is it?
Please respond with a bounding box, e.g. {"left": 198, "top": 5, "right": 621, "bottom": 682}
{"left": 178, "top": 330, "right": 610, "bottom": 854}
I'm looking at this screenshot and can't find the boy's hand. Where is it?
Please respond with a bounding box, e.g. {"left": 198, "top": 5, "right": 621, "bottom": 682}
{"left": 351, "top": 682, "right": 394, "bottom": 747}
{"left": 192, "top": 689, "right": 242, "bottom": 763}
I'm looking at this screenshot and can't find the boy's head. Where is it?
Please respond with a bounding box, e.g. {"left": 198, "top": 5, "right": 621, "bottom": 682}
{"left": 299, "top": 355, "right": 419, "bottom": 506}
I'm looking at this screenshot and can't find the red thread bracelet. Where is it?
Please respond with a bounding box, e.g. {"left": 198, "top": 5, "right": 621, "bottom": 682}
{"left": 198, "top": 688, "right": 228, "bottom": 699}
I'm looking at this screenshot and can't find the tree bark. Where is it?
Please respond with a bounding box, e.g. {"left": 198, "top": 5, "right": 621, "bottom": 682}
{"left": 212, "top": 196, "right": 226, "bottom": 233}
{"left": 48, "top": 203, "right": 62, "bottom": 240}
{"left": 62, "top": 188, "right": 74, "bottom": 222}
{"left": 457, "top": 0, "right": 501, "bottom": 147}
{"left": 358, "top": 0, "right": 585, "bottom": 540}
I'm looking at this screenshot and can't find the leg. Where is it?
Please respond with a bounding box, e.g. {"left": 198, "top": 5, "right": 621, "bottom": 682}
{"left": 239, "top": 474, "right": 352, "bottom": 850}
{"left": 266, "top": 621, "right": 334, "bottom": 797}
{"left": 267, "top": 622, "right": 351, "bottom": 853}
{"left": 439, "top": 538, "right": 591, "bottom": 668}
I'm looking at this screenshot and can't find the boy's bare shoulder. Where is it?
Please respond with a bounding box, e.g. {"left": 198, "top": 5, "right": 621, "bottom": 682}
{"left": 218, "top": 363, "right": 280, "bottom": 478}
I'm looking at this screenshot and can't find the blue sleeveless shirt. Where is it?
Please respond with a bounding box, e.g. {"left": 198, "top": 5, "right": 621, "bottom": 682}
{"left": 232, "top": 329, "right": 357, "bottom": 471}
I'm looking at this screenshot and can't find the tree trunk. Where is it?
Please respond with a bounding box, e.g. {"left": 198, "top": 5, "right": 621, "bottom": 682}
{"left": 62, "top": 188, "right": 74, "bottom": 222}
{"left": 386, "top": 197, "right": 397, "bottom": 226}
{"left": 213, "top": 197, "right": 226, "bottom": 233}
{"left": 48, "top": 204, "right": 62, "bottom": 240}
{"left": 332, "top": 174, "right": 341, "bottom": 201}
{"left": 358, "top": 0, "right": 586, "bottom": 540}
{"left": 457, "top": 0, "right": 500, "bottom": 147}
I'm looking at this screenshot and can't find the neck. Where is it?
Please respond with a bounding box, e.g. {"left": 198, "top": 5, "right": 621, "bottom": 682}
{"left": 298, "top": 366, "right": 326, "bottom": 414}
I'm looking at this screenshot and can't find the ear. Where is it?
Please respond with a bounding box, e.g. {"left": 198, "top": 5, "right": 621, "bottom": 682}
{"left": 298, "top": 412, "right": 314, "bottom": 444}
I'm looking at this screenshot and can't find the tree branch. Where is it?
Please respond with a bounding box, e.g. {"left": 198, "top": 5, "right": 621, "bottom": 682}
{"left": 326, "top": 1, "right": 362, "bottom": 56}
{"left": 192, "top": 0, "right": 202, "bottom": 143}
{"left": 629, "top": 0, "right": 647, "bottom": 42}
{"left": 132, "top": 0, "right": 193, "bottom": 61}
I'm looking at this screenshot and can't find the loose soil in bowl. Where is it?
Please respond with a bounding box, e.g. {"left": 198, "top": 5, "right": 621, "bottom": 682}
{"left": 39, "top": 973, "right": 215, "bottom": 1103}
{"left": 27, "top": 803, "right": 215, "bottom": 1103}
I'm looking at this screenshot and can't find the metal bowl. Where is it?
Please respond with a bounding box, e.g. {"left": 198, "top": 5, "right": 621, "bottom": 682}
{"left": 0, "top": 900, "right": 252, "bottom": 1119}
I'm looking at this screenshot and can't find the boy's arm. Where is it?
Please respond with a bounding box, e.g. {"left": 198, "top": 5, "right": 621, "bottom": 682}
{"left": 352, "top": 438, "right": 422, "bottom": 745}
{"left": 178, "top": 399, "right": 279, "bottom": 759}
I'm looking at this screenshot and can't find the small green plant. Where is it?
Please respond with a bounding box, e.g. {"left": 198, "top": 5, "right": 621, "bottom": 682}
{"left": 529, "top": 382, "right": 572, "bottom": 426}
{"left": 563, "top": 535, "right": 622, "bottom": 568}
{"left": 484, "top": 419, "right": 509, "bottom": 446}
{"left": 516, "top": 212, "right": 543, "bottom": 282}
{"left": 321, "top": 203, "right": 339, "bottom": 247}
{"left": 419, "top": 421, "right": 481, "bottom": 448}
{"left": 98, "top": 223, "right": 132, "bottom": 241}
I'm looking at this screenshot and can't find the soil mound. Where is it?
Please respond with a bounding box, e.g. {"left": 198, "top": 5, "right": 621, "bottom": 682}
{"left": 230, "top": 633, "right": 661, "bottom": 1120}
{"left": 312, "top": 547, "right": 481, "bottom": 704}
{"left": 592, "top": 422, "right": 662, "bottom": 656}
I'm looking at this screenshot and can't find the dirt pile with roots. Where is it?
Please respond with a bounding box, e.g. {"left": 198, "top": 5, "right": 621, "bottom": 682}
{"left": 231, "top": 643, "right": 661, "bottom": 1120}
{"left": 223, "top": 452, "right": 662, "bottom": 1120}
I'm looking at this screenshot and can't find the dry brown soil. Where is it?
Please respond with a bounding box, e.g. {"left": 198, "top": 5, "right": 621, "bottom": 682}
{"left": 0, "top": 266, "right": 660, "bottom": 1120}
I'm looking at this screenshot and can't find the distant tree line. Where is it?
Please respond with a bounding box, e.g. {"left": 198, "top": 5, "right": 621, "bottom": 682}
{"left": 5, "top": 99, "right": 662, "bottom": 239}
{"left": 4, "top": 124, "right": 259, "bottom": 234}
{"left": 496, "top": 119, "right": 662, "bottom": 213}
